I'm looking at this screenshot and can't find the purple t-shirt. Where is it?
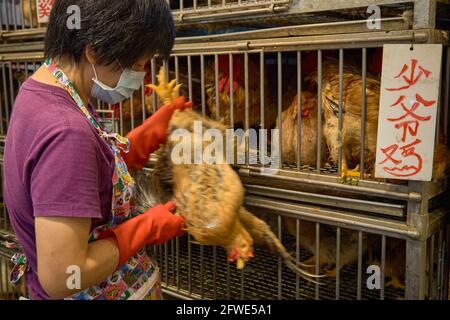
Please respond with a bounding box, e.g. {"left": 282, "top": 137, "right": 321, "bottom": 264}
{"left": 3, "top": 78, "right": 115, "bottom": 300}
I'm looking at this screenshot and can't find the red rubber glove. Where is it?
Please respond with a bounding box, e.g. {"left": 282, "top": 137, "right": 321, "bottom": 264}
{"left": 121, "top": 97, "right": 192, "bottom": 171}
{"left": 98, "top": 201, "right": 186, "bottom": 267}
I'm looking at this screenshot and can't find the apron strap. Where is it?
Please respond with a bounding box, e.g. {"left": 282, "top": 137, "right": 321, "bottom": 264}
{"left": 10, "top": 253, "right": 29, "bottom": 285}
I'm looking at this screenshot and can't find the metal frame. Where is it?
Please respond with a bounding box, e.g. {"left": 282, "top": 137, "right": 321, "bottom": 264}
{"left": 147, "top": 190, "right": 449, "bottom": 300}
{"left": 1, "top": 0, "right": 446, "bottom": 40}
{"left": 0, "top": 31, "right": 447, "bottom": 199}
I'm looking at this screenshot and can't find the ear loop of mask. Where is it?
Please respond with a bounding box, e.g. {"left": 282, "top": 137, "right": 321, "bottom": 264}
{"left": 117, "top": 60, "right": 124, "bottom": 72}
{"left": 92, "top": 60, "right": 123, "bottom": 81}
{"left": 91, "top": 64, "right": 99, "bottom": 80}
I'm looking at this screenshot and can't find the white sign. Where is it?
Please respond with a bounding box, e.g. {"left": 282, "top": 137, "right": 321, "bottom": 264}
{"left": 375, "top": 44, "right": 443, "bottom": 181}
{"left": 36, "top": 0, "right": 54, "bottom": 24}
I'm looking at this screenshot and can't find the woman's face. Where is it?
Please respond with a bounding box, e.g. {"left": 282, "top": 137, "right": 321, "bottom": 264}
{"left": 92, "top": 55, "right": 152, "bottom": 88}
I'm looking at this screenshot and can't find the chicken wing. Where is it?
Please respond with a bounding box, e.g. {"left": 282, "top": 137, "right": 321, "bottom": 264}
{"left": 320, "top": 59, "right": 381, "bottom": 179}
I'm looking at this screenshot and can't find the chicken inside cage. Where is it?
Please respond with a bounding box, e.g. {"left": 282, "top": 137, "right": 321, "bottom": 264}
{"left": 2, "top": 48, "right": 449, "bottom": 185}
{"left": 135, "top": 47, "right": 449, "bottom": 300}
{"left": 121, "top": 48, "right": 448, "bottom": 298}
{"left": 145, "top": 48, "right": 450, "bottom": 183}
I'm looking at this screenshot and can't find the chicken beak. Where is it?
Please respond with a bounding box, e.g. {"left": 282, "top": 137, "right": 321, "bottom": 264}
{"left": 236, "top": 258, "right": 246, "bottom": 270}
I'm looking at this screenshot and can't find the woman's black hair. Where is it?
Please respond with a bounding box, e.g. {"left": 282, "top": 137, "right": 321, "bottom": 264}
{"left": 44, "top": 0, "right": 175, "bottom": 68}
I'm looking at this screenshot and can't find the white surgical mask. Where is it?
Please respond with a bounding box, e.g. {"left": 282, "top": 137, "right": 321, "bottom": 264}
{"left": 91, "top": 61, "right": 146, "bottom": 104}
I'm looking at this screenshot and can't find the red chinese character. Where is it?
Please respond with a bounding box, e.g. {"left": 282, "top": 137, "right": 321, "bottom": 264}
{"left": 386, "top": 59, "right": 432, "bottom": 91}
{"left": 379, "top": 144, "right": 402, "bottom": 165}
{"left": 387, "top": 94, "right": 436, "bottom": 122}
{"left": 379, "top": 139, "right": 423, "bottom": 177}
{"left": 38, "top": 0, "right": 55, "bottom": 18}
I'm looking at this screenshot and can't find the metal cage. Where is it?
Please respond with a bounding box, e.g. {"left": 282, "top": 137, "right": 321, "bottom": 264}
{"left": 135, "top": 28, "right": 450, "bottom": 300}
{"left": 148, "top": 202, "right": 449, "bottom": 300}
{"left": 0, "top": 152, "right": 27, "bottom": 299}
{"left": 1, "top": 1, "right": 448, "bottom": 42}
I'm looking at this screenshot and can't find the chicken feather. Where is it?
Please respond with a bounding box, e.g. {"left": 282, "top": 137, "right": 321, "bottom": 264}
{"left": 319, "top": 59, "right": 381, "bottom": 178}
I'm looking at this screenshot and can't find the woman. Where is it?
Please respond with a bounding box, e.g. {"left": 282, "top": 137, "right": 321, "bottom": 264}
{"left": 3, "top": 0, "right": 190, "bottom": 300}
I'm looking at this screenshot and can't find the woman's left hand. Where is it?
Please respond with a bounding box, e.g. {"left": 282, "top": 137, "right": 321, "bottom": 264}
{"left": 121, "top": 96, "right": 192, "bottom": 171}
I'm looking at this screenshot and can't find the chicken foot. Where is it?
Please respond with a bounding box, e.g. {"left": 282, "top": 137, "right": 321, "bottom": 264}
{"left": 302, "top": 256, "right": 340, "bottom": 278}
{"left": 386, "top": 277, "right": 406, "bottom": 290}
{"left": 147, "top": 67, "right": 182, "bottom": 105}
{"left": 341, "top": 153, "right": 370, "bottom": 180}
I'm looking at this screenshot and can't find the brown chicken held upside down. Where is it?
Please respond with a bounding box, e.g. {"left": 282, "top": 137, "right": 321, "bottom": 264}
{"left": 135, "top": 68, "right": 322, "bottom": 282}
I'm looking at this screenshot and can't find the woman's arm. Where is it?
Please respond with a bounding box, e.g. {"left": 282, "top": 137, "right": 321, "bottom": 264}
{"left": 35, "top": 202, "right": 185, "bottom": 300}
{"left": 36, "top": 216, "right": 119, "bottom": 299}
{"left": 122, "top": 97, "right": 192, "bottom": 171}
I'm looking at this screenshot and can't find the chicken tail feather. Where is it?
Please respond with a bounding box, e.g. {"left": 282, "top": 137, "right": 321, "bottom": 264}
{"left": 238, "top": 208, "right": 325, "bottom": 284}
{"left": 133, "top": 170, "right": 161, "bottom": 214}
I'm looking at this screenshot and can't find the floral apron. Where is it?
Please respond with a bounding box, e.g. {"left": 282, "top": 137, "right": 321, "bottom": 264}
{"left": 9, "top": 59, "right": 162, "bottom": 300}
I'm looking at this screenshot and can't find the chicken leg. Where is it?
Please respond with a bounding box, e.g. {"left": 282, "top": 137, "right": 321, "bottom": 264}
{"left": 341, "top": 153, "right": 370, "bottom": 180}
{"left": 147, "top": 68, "right": 182, "bottom": 105}
{"left": 386, "top": 277, "right": 405, "bottom": 290}
{"left": 238, "top": 208, "right": 324, "bottom": 284}
{"left": 302, "top": 255, "right": 338, "bottom": 278}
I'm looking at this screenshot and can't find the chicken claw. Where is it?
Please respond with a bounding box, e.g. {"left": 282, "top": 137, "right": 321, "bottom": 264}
{"left": 324, "top": 268, "right": 337, "bottom": 278}
{"left": 237, "top": 258, "right": 246, "bottom": 270}
{"left": 303, "top": 255, "right": 317, "bottom": 266}
{"left": 340, "top": 158, "right": 350, "bottom": 180}
{"left": 386, "top": 277, "right": 406, "bottom": 300}
{"left": 341, "top": 163, "right": 370, "bottom": 181}
{"left": 386, "top": 277, "right": 405, "bottom": 290}
{"left": 147, "top": 67, "right": 182, "bottom": 104}
{"left": 345, "top": 165, "right": 371, "bottom": 179}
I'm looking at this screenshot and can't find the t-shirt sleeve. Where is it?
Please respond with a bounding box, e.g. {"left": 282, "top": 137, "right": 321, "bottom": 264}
{"left": 30, "top": 126, "right": 103, "bottom": 219}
